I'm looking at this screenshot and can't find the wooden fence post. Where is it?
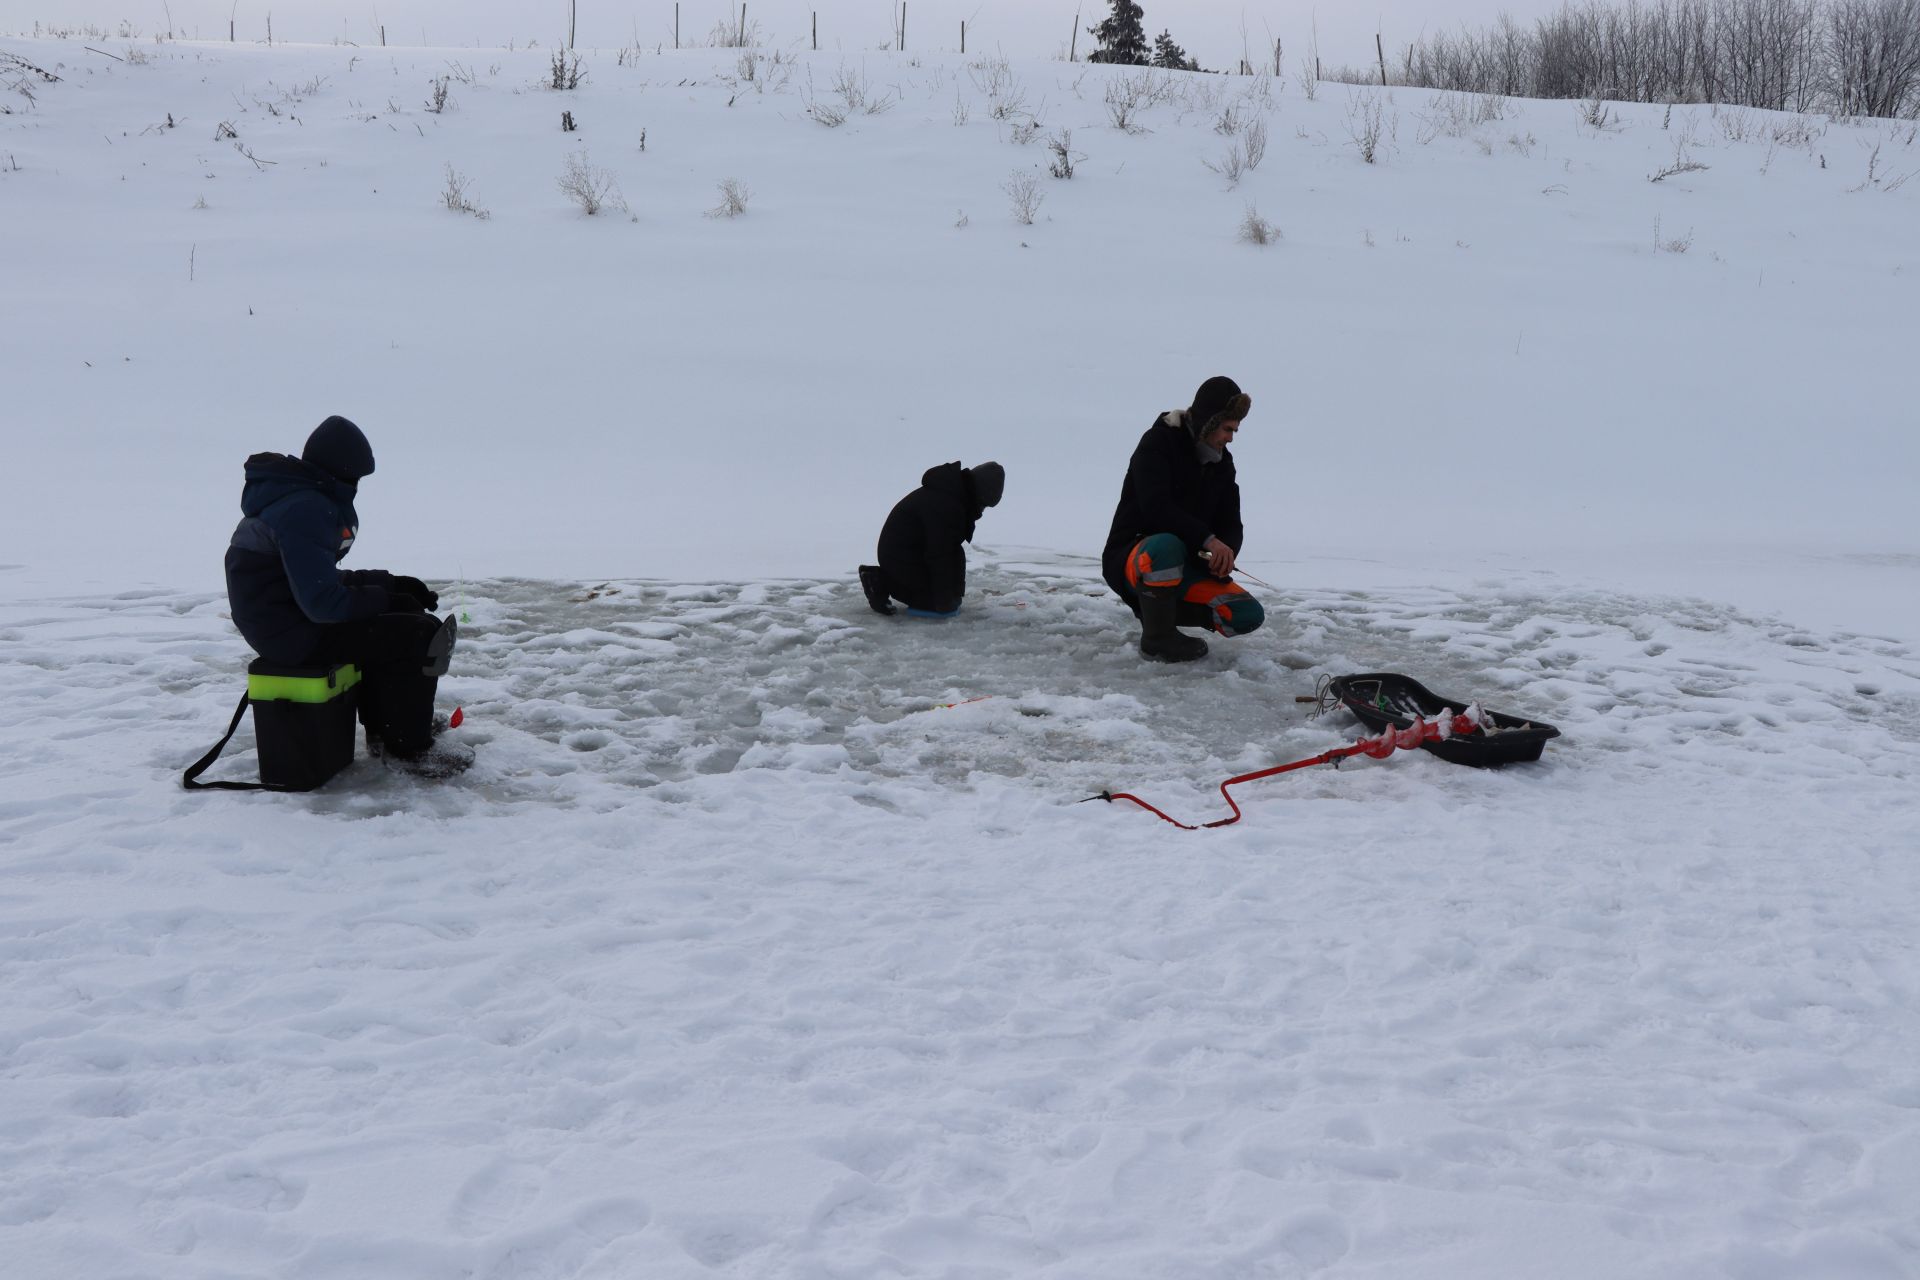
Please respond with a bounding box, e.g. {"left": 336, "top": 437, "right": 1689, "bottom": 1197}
{"left": 1376, "top": 32, "right": 1387, "bottom": 86}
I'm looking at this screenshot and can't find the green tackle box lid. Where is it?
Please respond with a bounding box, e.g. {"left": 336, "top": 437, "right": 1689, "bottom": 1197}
{"left": 245, "top": 661, "right": 362, "bottom": 704}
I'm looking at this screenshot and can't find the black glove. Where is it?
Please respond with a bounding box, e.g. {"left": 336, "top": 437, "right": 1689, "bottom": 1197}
{"left": 390, "top": 575, "right": 440, "bottom": 611}
{"left": 384, "top": 589, "right": 428, "bottom": 615}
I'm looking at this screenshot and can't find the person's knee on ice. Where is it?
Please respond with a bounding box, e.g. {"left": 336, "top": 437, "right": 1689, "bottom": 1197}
{"left": 1124, "top": 533, "right": 1189, "bottom": 600}
{"left": 866, "top": 460, "right": 1004, "bottom": 617}
{"left": 222, "top": 414, "right": 455, "bottom": 756}
{"left": 1183, "top": 579, "right": 1264, "bottom": 636}
{"left": 1217, "top": 591, "right": 1264, "bottom": 636}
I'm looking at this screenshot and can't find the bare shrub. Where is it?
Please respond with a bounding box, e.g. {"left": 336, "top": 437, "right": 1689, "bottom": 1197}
{"left": 1579, "top": 96, "right": 1620, "bottom": 130}
{"left": 441, "top": 163, "right": 490, "bottom": 218}
{"left": 1771, "top": 114, "right": 1822, "bottom": 146}
{"left": 1046, "top": 128, "right": 1082, "bottom": 177}
{"left": 1242, "top": 116, "right": 1268, "bottom": 169}
{"left": 952, "top": 93, "right": 970, "bottom": 126}
{"left": 2, "top": 53, "right": 48, "bottom": 111}
{"left": 1715, "top": 105, "right": 1760, "bottom": 141}
{"left": 1298, "top": 57, "right": 1320, "bottom": 101}
{"left": 561, "top": 109, "right": 577, "bottom": 132}
{"left": 1417, "top": 90, "right": 1511, "bottom": 143}
{"left": 1214, "top": 101, "right": 1246, "bottom": 135}
{"left": 558, "top": 151, "right": 626, "bottom": 216}
{"left": 1649, "top": 144, "right": 1710, "bottom": 181}
{"left": 1105, "top": 71, "right": 1166, "bottom": 133}
{"left": 971, "top": 56, "right": 1030, "bottom": 121}
{"left": 444, "top": 60, "right": 478, "bottom": 86}
{"left": 549, "top": 50, "right": 586, "bottom": 91}
{"left": 1204, "top": 119, "right": 1269, "bottom": 183}
{"left": 707, "top": 16, "right": 762, "bottom": 48}
{"left": 425, "top": 76, "right": 451, "bottom": 113}
{"left": 706, "top": 177, "right": 751, "bottom": 217}
{"left": 1002, "top": 170, "right": 1044, "bottom": 224}
{"left": 1653, "top": 215, "right": 1694, "bottom": 253}
{"left": 1239, "top": 204, "right": 1281, "bottom": 245}
{"left": 803, "top": 70, "right": 848, "bottom": 126}
{"left": 1346, "top": 91, "right": 1386, "bottom": 162}
{"left": 1008, "top": 116, "right": 1044, "bottom": 144}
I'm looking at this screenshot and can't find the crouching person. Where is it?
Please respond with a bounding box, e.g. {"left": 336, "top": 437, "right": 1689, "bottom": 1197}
{"left": 1102, "top": 377, "right": 1265, "bottom": 662}
{"left": 224, "top": 415, "right": 456, "bottom": 760}
{"left": 860, "top": 460, "right": 1005, "bottom": 617}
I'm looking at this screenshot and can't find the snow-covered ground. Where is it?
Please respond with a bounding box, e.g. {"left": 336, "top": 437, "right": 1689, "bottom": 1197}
{"left": 4, "top": 34, "right": 1919, "bottom": 1279}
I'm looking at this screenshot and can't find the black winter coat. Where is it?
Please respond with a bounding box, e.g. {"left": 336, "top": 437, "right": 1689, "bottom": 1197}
{"left": 876, "top": 461, "right": 985, "bottom": 614}
{"left": 1102, "top": 413, "right": 1245, "bottom": 604}
{"left": 224, "top": 453, "right": 390, "bottom": 664}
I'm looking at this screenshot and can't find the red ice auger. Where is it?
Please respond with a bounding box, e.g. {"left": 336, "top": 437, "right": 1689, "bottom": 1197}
{"left": 1088, "top": 707, "right": 1495, "bottom": 830}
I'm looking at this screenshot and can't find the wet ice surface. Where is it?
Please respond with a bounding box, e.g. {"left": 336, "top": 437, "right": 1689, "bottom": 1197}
{"left": 4, "top": 559, "right": 1920, "bottom": 1279}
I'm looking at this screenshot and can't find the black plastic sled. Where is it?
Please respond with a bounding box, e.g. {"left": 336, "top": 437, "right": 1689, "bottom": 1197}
{"left": 1324, "top": 672, "right": 1561, "bottom": 768}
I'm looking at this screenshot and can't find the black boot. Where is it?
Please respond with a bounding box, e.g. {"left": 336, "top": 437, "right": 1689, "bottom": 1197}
{"left": 1138, "top": 588, "right": 1208, "bottom": 663}
{"left": 858, "top": 565, "right": 897, "bottom": 616}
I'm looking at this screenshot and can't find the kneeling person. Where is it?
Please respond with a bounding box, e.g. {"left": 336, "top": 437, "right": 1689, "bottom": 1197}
{"left": 224, "top": 415, "right": 456, "bottom": 760}
{"left": 1102, "top": 377, "right": 1265, "bottom": 662}
{"left": 860, "top": 460, "right": 1005, "bottom": 617}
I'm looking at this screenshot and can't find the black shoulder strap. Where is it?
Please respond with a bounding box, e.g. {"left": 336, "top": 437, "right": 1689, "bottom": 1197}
{"left": 182, "top": 689, "right": 269, "bottom": 791}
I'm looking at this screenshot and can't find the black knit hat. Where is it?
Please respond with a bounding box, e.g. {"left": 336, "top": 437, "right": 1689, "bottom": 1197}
{"left": 302, "top": 415, "right": 376, "bottom": 483}
{"left": 1188, "top": 376, "right": 1252, "bottom": 439}
{"left": 968, "top": 461, "right": 1005, "bottom": 509}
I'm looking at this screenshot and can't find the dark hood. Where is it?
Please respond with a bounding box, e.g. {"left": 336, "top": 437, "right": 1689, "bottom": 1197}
{"left": 302, "top": 415, "right": 375, "bottom": 484}
{"left": 238, "top": 452, "right": 357, "bottom": 517}
{"left": 921, "top": 460, "right": 1003, "bottom": 519}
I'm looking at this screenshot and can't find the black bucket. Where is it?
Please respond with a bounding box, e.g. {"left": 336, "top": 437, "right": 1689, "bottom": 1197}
{"left": 247, "top": 660, "right": 361, "bottom": 791}
{"left": 1325, "top": 672, "right": 1560, "bottom": 767}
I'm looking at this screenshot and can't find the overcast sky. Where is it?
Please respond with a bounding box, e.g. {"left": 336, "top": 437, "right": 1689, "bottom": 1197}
{"left": 9, "top": 1, "right": 1575, "bottom": 69}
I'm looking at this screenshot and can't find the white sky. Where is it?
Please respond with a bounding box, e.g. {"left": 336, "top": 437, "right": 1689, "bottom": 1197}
{"left": 11, "top": 0, "right": 1573, "bottom": 69}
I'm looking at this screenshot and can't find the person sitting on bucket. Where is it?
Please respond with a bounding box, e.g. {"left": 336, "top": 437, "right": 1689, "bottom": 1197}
{"left": 1102, "top": 376, "right": 1264, "bottom": 662}
{"left": 859, "top": 460, "right": 1005, "bottom": 617}
{"left": 223, "top": 415, "right": 457, "bottom": 760}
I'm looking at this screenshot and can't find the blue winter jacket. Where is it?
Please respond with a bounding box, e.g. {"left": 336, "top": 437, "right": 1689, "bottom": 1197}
{"left": 224, "top": 453, "right": 389, "bottom": 663}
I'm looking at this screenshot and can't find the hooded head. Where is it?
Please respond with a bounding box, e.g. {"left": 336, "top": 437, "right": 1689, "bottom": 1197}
{"left": 301, "top": 415, "right": 376, "bottom": 486}
{"left": 967, "top": 461, "right": 1005, "bottom": 511}
{"left": 1186, "top": 376, "right": 1252, "bottom": 441}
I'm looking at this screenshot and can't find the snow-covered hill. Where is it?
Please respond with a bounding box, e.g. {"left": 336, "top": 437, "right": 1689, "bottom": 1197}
{"left": 3, "top": 34, "right": 1919, "bottom": 1279}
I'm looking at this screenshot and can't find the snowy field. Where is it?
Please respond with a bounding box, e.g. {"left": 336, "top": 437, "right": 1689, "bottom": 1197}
{"left": 4, "top": 32, "right": 1920, "bottom": 1279}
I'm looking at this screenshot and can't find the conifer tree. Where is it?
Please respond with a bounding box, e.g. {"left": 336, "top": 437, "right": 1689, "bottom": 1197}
{"left": 1087, "top": 0, "right": 1150, "bottom": 66}
{"left": 1150, "top": 29, "right": 1198, "bottom": 71}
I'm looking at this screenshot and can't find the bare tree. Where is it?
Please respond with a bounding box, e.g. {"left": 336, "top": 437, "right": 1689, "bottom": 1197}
{"left": 1387, "top": 0, "right": 1918, "bottom": 117}
{"left": 1828, "top": 0, "right": 1920, "bottom": 117}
